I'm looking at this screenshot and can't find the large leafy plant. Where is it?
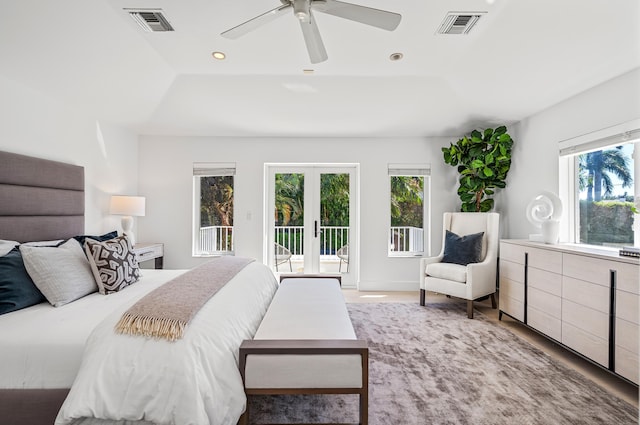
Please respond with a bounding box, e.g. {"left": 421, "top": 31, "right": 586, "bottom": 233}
{"left": 442, "top": 126, "right": 514, "bottom": 212}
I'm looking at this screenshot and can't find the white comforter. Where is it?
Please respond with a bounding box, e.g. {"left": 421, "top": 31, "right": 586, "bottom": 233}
{"left": 56, "top": 262, "right": 279, "bottom": 425}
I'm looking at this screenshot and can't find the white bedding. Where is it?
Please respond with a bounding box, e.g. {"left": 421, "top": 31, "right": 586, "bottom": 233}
{"left": 55, "top": 261, "right": 279, "bottom": 425}
{"left": 0, "top": 269, "right": 186, "bottom": 389}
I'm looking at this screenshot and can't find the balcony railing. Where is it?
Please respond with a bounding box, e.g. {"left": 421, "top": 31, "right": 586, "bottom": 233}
{"left": 197, "top": 225, "right": 233, "bottom": 254}
{"left": 196, "top": 225, "right": 424, "bottom": 256}
{"left": 390, "top": 226, "right": 424, "bottom": 254}
{"left": 274, "top": 226, "right": 349, "bottom": 257}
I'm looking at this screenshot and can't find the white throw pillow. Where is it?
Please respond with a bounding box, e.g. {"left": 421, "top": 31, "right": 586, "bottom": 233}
{"left": 20, "top": 238, "right": 97, "bottom": 307}
{"left": 0, "top": 240, "right": 19, "bottom": 257}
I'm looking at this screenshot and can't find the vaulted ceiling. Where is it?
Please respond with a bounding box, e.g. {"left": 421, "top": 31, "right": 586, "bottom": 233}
{"left": 1, "top": 0, "right": 638, "bottom": 137}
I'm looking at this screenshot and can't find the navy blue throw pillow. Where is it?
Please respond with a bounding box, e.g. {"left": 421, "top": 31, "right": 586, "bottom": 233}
{"left": 441, "top": 230, "right": 484, "bottom": 266}
{"left": 0, "top": 247, "right": 46, "bottom": 315}
{"left": 73, "top": 231, "right": 118, "bottom": 247}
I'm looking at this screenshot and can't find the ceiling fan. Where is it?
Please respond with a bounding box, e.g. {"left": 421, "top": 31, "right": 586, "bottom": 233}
{"left": 221, "top": 0, "right": 401, "bottom": 64}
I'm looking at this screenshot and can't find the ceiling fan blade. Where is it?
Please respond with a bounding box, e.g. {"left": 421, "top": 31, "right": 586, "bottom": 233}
{"left": 299, "top": 11, "right": 328, "bottom": 64}
{"left": 313, "top": 0, "right": 401, "bottom": 31}
{"left": 221, "top": 4, "right": 292, "bottom": 39}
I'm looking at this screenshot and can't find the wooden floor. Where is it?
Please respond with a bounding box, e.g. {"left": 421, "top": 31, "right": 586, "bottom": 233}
{"left": 342, "top": 289, "right": 639, "bottom": 409}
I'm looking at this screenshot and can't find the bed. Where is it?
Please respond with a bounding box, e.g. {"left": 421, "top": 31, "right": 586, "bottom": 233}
{"left": 0, "top": 151, "right": 279, "bottom": 425}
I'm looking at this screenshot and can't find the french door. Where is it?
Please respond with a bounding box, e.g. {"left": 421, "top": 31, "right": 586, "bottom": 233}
{"left": 266, "top": 164, "right": 358, "bottom": 287}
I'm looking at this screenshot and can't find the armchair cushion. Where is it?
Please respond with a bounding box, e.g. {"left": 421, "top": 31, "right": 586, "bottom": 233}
{"left": 441, "top": 230, "right": 484, "bottom": 266}
{"left": 425, "top": 262, "right": 467, "bottom": 283}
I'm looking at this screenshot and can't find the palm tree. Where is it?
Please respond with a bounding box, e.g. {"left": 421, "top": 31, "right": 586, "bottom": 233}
{"left": 274, "top": 173, "right": 304, "bottom": 226}
{"left": 579, "top": 147, "right": 633, "bottom": 201}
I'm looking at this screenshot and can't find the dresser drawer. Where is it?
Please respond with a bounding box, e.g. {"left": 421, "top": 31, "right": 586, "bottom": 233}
{"left": 135, "top": 244, "right": 164, "bottom": 261}
{"left": 500, "top": 242, "right": 526, "bottom": 264}
{"left": 616, "top": 262, "right": 640, "bottom": 295}
{"left": 500, "top": 277, "right": 524, "bottom": 302}
{"left": 562, "top": 299, "right": 608, "bottom": 340}
{"left": 616, "top": 317, "right": 639, "bottom": 355}
{"left": 528, "top": 306, "right": 561, "bottom": 341}
{"left": 562, "top": 276, "right": 609, "bottom": 313}
{"left": 615, "top": 345, "right": 639, "bottom": 384}
{"left": 563, "top": 254, "right": 613, "bottom": 286}
{"left": 528, "top": 287, "right": 561, "bottom": 319}
{"left": 500, "top": 259, "right": 524, "bottom": 283}
{"left": 500, "top": 278, "right": 524, "bottom": 321}
{"left": 500, "top": 294, "right": 524, "bottom": 322}
{"left": 528, "top": 267, "right": 562, "bottom": 297}
{"left": 527, "top": 246, "right": 562, "bottom": 274}
{"left": 562, "top": 321, "right": 608, "bottom": 367}
{"left": 616, "top": 290, "right": 639, "bottom": 325}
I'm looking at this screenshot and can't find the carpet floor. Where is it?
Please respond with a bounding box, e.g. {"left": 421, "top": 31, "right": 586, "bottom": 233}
{"left": 249, "top": 302, "right": 638, "bottom": 425}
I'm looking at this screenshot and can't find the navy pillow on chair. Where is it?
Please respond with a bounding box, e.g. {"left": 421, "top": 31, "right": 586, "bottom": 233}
{"left": 0, "top": 247, "right": 46, "bottom": 315}
{"left": 441, "top": 230, "right": 484, "bottom": 266}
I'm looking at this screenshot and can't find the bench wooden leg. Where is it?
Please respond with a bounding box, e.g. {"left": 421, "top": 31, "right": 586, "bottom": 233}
{"left": 467, "top": 300, "right": 473, "bottom": 319}
{"left": 359, "top": 391, "right": 368, "bottom": 425}
{"left": 419, "top": 289, "right": 425, "bottom": 306}
{"left": 490, "top": 293, "right": 497, "bottom": 309}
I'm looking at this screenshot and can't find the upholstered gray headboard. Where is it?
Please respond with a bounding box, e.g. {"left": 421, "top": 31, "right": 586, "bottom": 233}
{"left": 0, "top": 151, "right": 84, "bottom": 242}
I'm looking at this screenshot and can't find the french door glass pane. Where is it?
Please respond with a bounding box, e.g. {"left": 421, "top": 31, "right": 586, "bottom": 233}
{"left": 274, "top": 173, "right": 304, "bottom": 272}
{"left": 320, "top": 173, "right": 350, "bottom": 273}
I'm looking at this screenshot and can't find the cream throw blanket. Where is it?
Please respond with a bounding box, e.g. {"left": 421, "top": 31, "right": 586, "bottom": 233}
{"left": 115, "top": 256, "right": 254, "bottom": 341}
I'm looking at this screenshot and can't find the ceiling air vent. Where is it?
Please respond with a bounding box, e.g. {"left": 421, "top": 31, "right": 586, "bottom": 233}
{"left": 126, "top": 9, "right": 174, "bottom": 32}
{"left": 437, "top": 12, "right": 485, "bottom": 35}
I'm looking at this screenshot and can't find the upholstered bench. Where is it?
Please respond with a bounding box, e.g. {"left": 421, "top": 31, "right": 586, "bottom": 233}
{"left": 238, "top": 277, "right": 369, "bottom": 425}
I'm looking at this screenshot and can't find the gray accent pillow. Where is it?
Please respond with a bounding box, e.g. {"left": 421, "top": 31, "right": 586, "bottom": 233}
{"left": 85, "top": 235, "right": 140, "bottom": 295}
{"left": 19, "top": 238, "right": 97, "bottom": 307}
{"left": 442, "top": 230, "right": 484, "bottom": 266}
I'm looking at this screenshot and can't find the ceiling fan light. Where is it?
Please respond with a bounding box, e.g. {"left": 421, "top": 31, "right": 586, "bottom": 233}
{"left": 295, "top": 11, "right": 309, "bottom": 21}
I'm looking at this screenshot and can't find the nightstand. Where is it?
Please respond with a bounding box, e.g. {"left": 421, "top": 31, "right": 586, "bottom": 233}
{"left": 134, "top": 243, "right": 164, "bottom": 269}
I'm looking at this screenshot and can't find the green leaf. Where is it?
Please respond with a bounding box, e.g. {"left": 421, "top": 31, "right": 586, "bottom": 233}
{"left": 471, "top": 159, "right": 485, "bottom": 169}
{"left": 498, "top": 134, "right": 512, "bottom": 143}
{"left": 494, "top": 126, "right": 507, "bottom": 135}
{"left": 470, "top": 130, "right": 482, "bottom": 139}
{"left": 483, "top": 167, "right": 494, "bottom": 177}
{"left": 485, "top": 153, "right": 494, "bottom": 164}
{"left": 484, "top": 128, "right": 494, "bottom": 140}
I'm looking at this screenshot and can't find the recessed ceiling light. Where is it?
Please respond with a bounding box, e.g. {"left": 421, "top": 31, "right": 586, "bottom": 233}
{"left": 303, "top": 69, "right": 314, "bottom": 75}
{"left": 389, "top": 52, "right": 403, "bottom": 61}
{"left": 212, "top": 51, "right": 226, "bottom": 60}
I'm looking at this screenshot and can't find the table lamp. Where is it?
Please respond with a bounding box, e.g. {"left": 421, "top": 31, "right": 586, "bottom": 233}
{"left": 109, "top": 195, "right": 146, "bottom": 246}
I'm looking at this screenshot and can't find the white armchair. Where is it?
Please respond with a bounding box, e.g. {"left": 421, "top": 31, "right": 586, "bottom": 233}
{"left": 419, "top": 212, "right": 499, "bottom": 318}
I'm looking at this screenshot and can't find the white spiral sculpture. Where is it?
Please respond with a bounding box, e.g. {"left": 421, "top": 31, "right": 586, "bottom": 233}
{"left": 526, "top": 191, "right": 563, "bottom": 244}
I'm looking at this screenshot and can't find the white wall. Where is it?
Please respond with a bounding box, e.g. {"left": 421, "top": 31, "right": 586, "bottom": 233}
{"left": 0, "top": 75, "right": 139, "bottom": 235}
{"left": 497, "top": 68, "right": 640, "bottom": 238}
{"left": 137, "top": 136, "right": 458, "bottom": 290}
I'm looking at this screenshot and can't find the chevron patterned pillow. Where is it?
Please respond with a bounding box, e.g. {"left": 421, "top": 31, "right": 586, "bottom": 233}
{"left": 85, "top": 235, "right": 140, "bottom": 294}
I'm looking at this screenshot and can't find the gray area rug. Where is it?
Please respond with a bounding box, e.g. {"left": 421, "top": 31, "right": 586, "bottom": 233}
{"left": 249, "top": 302, "right": 638, "bottom": 425}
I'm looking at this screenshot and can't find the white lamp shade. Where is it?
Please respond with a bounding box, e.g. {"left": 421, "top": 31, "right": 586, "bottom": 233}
{"left": 110, "top": 196, "right": 146, "bottom": 217}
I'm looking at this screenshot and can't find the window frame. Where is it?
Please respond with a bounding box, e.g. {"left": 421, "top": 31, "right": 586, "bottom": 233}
{"left": 558, "top": 120, "right": 640, "bottom": 247}
{"left": 387, "top": 164, "right": 431, "bottom": 258}
{"left": 192, "top": 163, "right": 236, "bottom": 257}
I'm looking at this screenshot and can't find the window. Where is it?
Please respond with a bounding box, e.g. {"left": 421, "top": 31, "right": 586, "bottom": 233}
{"left": 560, "top": 123, "right": 639, "bottom": 247}
{"left": 193, "top": 163, "right": 235, "bottom": 256}
{"left": 388, "top": 164, "right": 430, "bottom": 256}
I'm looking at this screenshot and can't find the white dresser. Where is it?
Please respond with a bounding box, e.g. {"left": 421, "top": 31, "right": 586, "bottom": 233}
{"left": 499, "top": 239, "right": 639, "bottom": 385}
